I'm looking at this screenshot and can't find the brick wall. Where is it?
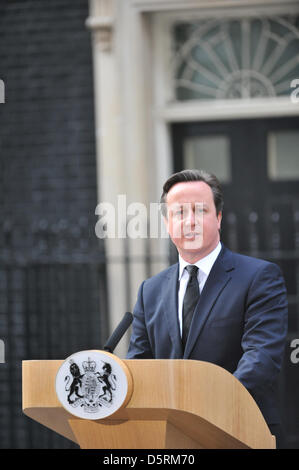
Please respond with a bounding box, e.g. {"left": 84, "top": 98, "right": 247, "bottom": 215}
{"left": 0, "top": 0, "right": 108, "bottom": 448}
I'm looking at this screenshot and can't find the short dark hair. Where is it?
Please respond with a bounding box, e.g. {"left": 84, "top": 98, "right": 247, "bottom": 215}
{"left": 160, "top": 169, "right": 224, "bottom": 217}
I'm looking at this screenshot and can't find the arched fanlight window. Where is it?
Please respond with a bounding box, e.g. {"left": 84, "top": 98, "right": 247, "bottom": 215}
{"left": 172, "top": 16, "right": 299, "bottom": 101}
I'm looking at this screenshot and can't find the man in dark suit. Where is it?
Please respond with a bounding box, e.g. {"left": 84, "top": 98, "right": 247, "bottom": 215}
{"left": 127, "top": 169, "right": 288, "bottom": 447}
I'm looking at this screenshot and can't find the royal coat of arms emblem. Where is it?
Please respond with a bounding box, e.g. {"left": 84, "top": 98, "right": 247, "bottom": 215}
{"left": 55, "top": 350, "right": 131, "bottom": 420}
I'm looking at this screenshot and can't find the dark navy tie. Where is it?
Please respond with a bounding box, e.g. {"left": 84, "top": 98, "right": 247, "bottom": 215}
{"left": 182, "top": 265, "right": 199, "bottom": 350}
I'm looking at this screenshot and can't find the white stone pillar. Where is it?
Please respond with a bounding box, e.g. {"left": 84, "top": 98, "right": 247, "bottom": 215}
{"left": 86, "top": 0, "right": 154, "bottom": 357}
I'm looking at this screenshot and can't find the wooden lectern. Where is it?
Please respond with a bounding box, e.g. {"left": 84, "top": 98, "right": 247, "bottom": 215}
{"left": 22, "top": 357, "right": 276, "bottom": 449}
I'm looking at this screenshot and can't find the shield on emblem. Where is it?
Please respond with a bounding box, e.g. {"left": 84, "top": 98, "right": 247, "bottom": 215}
{"left": 81, "top": 371, "right": 103, "bottom": 411}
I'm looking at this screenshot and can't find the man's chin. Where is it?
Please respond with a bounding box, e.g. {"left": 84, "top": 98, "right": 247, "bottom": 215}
{"left": 180, "top": 236, "right": 203, "bottom": 251}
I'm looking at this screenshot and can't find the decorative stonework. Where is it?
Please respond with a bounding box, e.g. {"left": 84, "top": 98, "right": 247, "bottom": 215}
{"left": 86, "top": 16, "right": 114, "bottom": 52}
{"left": 86, "top": 0, "right": 115, "bottom": 52}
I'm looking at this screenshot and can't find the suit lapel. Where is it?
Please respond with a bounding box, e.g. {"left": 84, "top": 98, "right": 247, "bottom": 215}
{"left": 162, "top": 264, "right": 183, "bottom": 358}
{"left": 183, "top": 246, "right": 235, "bottom": 358}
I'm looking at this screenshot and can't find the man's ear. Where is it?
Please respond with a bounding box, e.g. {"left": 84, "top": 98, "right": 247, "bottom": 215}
{"left": 217, "top": 211, "right": 222, "bottom": 231}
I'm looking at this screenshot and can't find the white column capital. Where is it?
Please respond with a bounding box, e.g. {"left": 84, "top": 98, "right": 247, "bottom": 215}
{"left": 86, "top": 0, "right": 115, "bottom": 52}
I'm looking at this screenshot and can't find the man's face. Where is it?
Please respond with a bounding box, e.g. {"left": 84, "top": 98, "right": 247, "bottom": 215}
{"left": 164, "top": 181, "right": 222, "bottom": 261}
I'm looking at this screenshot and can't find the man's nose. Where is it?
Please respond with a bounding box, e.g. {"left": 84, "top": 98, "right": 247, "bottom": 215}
{"left": 185, "top": 210, "right": 196, "bottom": 227}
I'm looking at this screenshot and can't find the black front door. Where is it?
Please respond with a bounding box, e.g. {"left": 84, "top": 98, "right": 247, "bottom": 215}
{"left": 172, "top": 117, "right": 299, "bottom": 251}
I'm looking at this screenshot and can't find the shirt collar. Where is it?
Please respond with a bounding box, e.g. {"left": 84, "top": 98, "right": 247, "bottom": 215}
{"left": 178, "top": 242, "right": 222, "bottom": 280}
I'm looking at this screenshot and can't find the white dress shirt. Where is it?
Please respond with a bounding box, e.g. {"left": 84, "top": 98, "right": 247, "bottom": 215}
{"left": 178, "top": 242, "right": 222, "bottom": 336}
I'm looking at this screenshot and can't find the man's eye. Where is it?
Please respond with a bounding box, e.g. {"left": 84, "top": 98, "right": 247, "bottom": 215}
{"left": 174, "top": 209, "right": 184, "bottom": 216}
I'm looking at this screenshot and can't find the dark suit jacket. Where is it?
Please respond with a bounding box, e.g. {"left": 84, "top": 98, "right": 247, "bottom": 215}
{"left": 127, "top": 245, "right": 288, "bottom": 425}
